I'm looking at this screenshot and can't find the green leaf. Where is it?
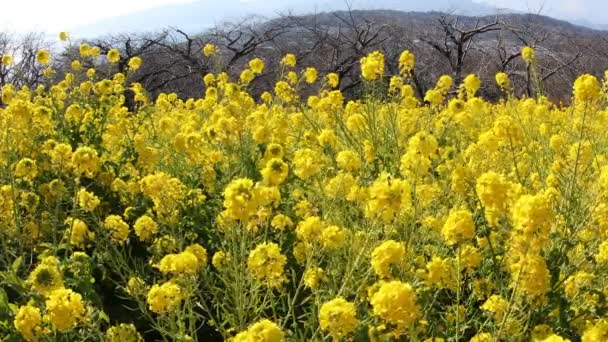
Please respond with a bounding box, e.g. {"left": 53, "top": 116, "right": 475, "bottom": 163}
{"left": 0, "top": 288, "right": 9, "bottom": 318}
{"left": 99, "top": 310, "right": 110, "bottom": 324}
{"left": 11, "top": 256, "right": 22, "bottom": 274}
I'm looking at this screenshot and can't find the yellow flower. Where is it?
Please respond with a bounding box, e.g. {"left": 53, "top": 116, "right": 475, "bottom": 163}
{"left": 281, "top": 53, "right": 296, "bottom": 67}
{"left": 107, "top": 48, "right": 121, "bottom": 64}
{"left": 296, "top": 216, "right": 324, "bottom": 243}
{"left": 186, "top": 243, "right": 208, "bottom": 263}
{"left": 370, "top": 281, "right": 419, "bottom": 329}
{"left": 157, "top": 251, "right": 201, "bottom": 275}
{"left": 222, "top": 178, "right": 259, "bottom": 221}
{"left": 44, "top": 288, "right": 86, "bottom": 332}
{"left": 212, "top": 251, "right": 231, "bottom": 269}
{"left": 470, "top": 333, "right": 493, "bottom": 342}
{"left": 399, "top": 50, "right": 415, "bottom": 75}
{"left": 595, "top": 241, "right": 608, "bottom": 264}
{"left": 509, "top": 253, "right": 550, "bottom": 298}
{"left": 233, "top": 319, "right": 284, "bottom": 342}
{"left": 481, "top": 294, "right": 508, "bottom": 320}
{"left": 563, "top": 271, "right": 594, "bottom": 300}
{"left": 425, "top": 257, "right": 453, "bottom": 288}
{"left": 43, "top": 66, "right": 55, "bottom": 78}
{"left": 15, "top": 158, "right": 38, "bottom": 180}
{"left": 582, "top": 319, "right": 608, "bottom": 342}
{"left": 293, "top": 148, "right": 323, "bottom": 180}
{"left": 126, "top": 277, "right": 147, "bottom": 296}
{"left": 459, "top": 244, "right": 482, "bottom": 270}
{"left": 27, "top": 257, "right": 64, "bottom": 296}
{"left": 360, "top": 51, "right": 385, "bottom": 81}
{"left": 86, "top": 68, "right": 96, "bottom": 78}
{"left": 79, "top": 43, "right": 91, "bottom": 57}
{"left": 539, "top": 334, "right": 570, "bottom": 342}
{"left": 247, "top": 242, "right": 286, "bottom": 288}
{"left": 66, "top": 217, "right": 94, "bottom": 248}
{"left": 240, "top": 68, "right": 255, "bottom": 84}
{"left": 77, "top": 188, "right": 100, "bottom": 212}
{"left": 106, "top": 323, "right": 143, "bottom": 342}
{"left": 36, "top": 49, "right": 50, "bottom": 65}
{"left": 2, "top": 54, "right": 13, "bottom": 66}
{"left": 58, "top": 31, "right": 69, "bottom": 41}
{"left": 71, "top": 146, "right": 100, "bottom": 178}
{"left": 326, "top": 72, "right": 339, "bottom": 88}
{"left": 261, "top": 158, "right": 289, "bottom": 186}
{"left": 436, "top": 75, "right": 453, "bottom": 92}
{"left": 325, "top": 172, "right": 357, "bottom": 199}
{"left": 303, "top": 267, "right": 325, "bottom": 289}
{"left": 442, "top": 209, "right": 475, "bottom": 246}
{"left": 511, "top": 193, "right": 551, "bottom": 235}
{"left": 320, "top": 225, "right": 348, "bottom": 250}
{"left": 147, "top": 281, "right": 183, "bottom": 314}
{"left": 476, "top": 172, "right": 514, "bottom": 215}
{"left": 274, "top": 80, "right": 297, "bottom": 102}
{"left": 365, "top": 172, "right": 412, "bottom": 223}
{"left": 304, "top": 67, "right": 318, "bottom": 84}
{"left": 104, "top": 215, "right": 130, "bottom": 244}
{"left": 461, "top": 74, "right": 481, "bottom": 97}
{"left": 128, "top": 56, "right": 143, "bottom": 71}
{"left": 71, "top": 60, "right": 82, "bottom": 71}
{"left": 249, "top": 58, "right": 265, "bottom": 74}
{"left": 573, "top": 74, "right": 601, "bottom": 103}
{"left": 140, "top": 173, "right": 186, "bottom": 216}
{"left": 522, "top": 46, "right": 535, "bottom": 65}
{"left": 203, "top": 43, "right": 218, "bottom": 57}
{"left": 133, "top": 215, "right": 158, "bottom": 242}
{"left": 318, "top": 129, "right": 337, "bottom": 148}
{"left": 371, "top": 240, "right": 405, "bottom": 278}
{"left": 270, "top": 214, "right": 293, "bottom": 231}
{"left": 495, "top": 72, "right": 511, "bottom": 91}
{"left": 319, "top": 297, "right": 359, "bottom": 339}
{"left": 14, "top": 304, "right": 43, "bottom": 341}
{"left": 336, "top": 150, "right": 361, "bottom": 172}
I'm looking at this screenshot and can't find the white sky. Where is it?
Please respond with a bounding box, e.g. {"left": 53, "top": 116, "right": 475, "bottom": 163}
{"left": 476, "top": 0, "right": 608, "bottom": 24}
{"left": 0, "top": 0, "right": 196, "bottom": 34}
{"left": 1, "top": 0, "right": 606, "bottom": 35}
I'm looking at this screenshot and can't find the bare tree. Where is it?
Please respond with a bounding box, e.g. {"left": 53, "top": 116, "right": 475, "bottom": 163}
{"left": 421, "top": 14, "right": 500, "bottom": 83}
{"left": 0, "top": 32, "right": 48, "bottom": 102}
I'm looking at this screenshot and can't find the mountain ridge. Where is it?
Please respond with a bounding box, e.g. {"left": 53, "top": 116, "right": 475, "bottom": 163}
{"left": 74, "top": 0, "right": 607, "bottom": 37}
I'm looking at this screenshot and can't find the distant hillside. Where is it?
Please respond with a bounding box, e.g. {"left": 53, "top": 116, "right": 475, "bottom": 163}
{"left": 51, "top": 8, "right": 606, "bottom": 104}
{"left": 76, "top": 0, "right": 509, "bottom": 37}
{"left": 75, "top": 0, "right": 606, "bottom": 38}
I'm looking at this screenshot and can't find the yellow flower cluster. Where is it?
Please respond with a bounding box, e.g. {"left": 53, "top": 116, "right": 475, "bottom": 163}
{"left": 360, "top": 51, "right": 385, "bottom": 81}
{"left": 370, "top": 281, "right": 419, "bottom": 331}
{"left": 319, "top": 297, "right": 359, "bottom": 339}
{"left": 14, "top": 304, "right": 43, "bottom": 341}
{"left": 371, "top": 240, "right": 405, "bottom": 278}
{"left": 233, "top": 319, "right": 284, "bottom": 342}
{"left": 247, "top": 242, "right": 287, "bottom": 288}
{"left": 44, "top": 287, "right": 86, "bottom": 332}
{"left": 2, "top": 42, "right": 608, "bottom": 341}
{"left": 27, "top": 257, "right": 64, "bottom": 296}
{"left": 106, "top": 323, "right": 143, "bottom": 342}
{"left": 147, "top": 281, "right": 183, "bottom": 314}
{"left": 442, "top": 209, "right": 475, "bottom": 246}
{"left": 103, "top": 214, "right": 130, "bottom": 244}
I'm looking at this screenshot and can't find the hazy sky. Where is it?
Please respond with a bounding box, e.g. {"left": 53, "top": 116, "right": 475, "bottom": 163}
{"left": 0, "top": 0, "right": 606, "bottom": 35}
{"left": 476, "top": 0, "right": 608, "bottom": 23}
{"left": 0, "top": 0, "right": 196, "bottom": 33}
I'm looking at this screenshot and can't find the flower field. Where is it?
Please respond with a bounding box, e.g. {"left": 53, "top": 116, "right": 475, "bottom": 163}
{"left": 1, "top": 36, "right": 608, "bottom": 341}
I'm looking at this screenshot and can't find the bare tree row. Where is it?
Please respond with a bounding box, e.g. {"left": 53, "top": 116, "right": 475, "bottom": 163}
{"left": 2, "top": 9, "right": 608, "bottom": 103}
